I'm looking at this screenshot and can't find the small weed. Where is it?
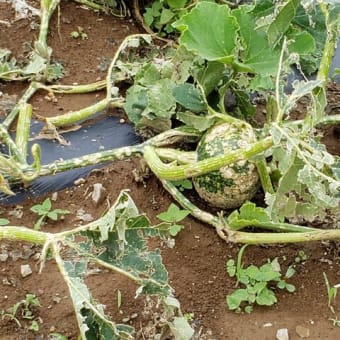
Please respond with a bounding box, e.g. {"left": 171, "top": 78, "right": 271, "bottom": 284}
{"left": 1, "top": 294, "right": 41, "bottom": 329}
{"left": 70, "top": 26, "right": 88, "bottom": 40}
{"left": 184, "top": 312, "right": 194, "bottom": 321}
{"left": 28, "top": 320, "right": 39, "bottom": 332}
{"left": 157, "top": 203, "right": 189, "bottom": 236}
{"left": 30, "top": 197, "right": 70, "bottom": 230}
{"left": 323, "top": 272, "right": 340, "bottom": 314}
{"left": 226, "top": 245, "right": 296, "bottom": 313}
{"left": 329, "top": 317, "right": 340, "bottom": 327}
{"left": 295, "top": 250, "right": 309, "bottom": 263}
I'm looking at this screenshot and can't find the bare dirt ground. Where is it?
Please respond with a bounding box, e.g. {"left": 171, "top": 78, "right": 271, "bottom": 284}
{"left": 0, "top": 1, "right": 340, "bottom": 339}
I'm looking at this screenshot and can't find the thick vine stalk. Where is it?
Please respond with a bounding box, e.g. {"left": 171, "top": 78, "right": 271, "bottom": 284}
{"left": 15, "top": 103, "right": 32, "bottom": 160}
{"left": 144, "top": 137, "right": 274, "bottom": 181}
{"left": 46, "top": 98, "right": 123, "bottom": 127}
{"left": 161, "top": 180, "right": 340, "bottom": 244}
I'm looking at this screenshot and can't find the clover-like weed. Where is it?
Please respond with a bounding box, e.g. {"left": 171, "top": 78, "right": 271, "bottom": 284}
{"left": 226, "top": 245, "right": 296, "bottom": 313}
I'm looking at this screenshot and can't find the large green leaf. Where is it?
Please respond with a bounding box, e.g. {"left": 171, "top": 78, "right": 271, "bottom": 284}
{"left": 232, "top": 6, "right": 280, "bottom": 75}
{"left": 173, "top": 2, "right": 238, "bottom": 63}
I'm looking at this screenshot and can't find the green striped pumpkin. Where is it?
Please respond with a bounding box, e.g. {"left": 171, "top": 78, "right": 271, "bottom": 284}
{"left": 193, "top": 122, "right": 259, "bottom": 209}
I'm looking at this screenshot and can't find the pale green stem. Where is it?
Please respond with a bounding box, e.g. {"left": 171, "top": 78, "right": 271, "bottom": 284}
{"left": 36, "top": 0, "right": 60, "bottom": 58}
{"left": 236, "top": 244, "right": 248, "bottom": 282}
{"left": 73, "top": 0, "right": 127, "bottom": 17}
{"left": 3, "top": 127, "right": 200, "bottom": 184}
{"left": 161, "top": 180, "right": 317, "bottom": 233}
{"left": 155, "top": 148, "right": 197, "bottom": 164}
{"left": 310, "top": 3, "right": 339, "bottom": 123}
{"left": 38, "top": 144, "right": 144, "bottom": 175}
{"left": 15, "top": 103, "right": 32, "bottom": 160}
{"left": 0, "top": 69, "right": 28, "bottom": 81}
{"left": 161, "top": 179, "right": 220, "bottom": 227}
{"left": 284, "top": 114, "right": 340, "bottom": 128}
{"left": 207, "top": 105, "right": 246, "bottom": 127}
{"left": 0, "top": 226, "right": 48, "bottom": 244}
{"left": 227, "top": 229, "right": 340, "bottom": 244}
{"left": 160, "top": 180, "right": 340, "bottom": 244}
{"left": 144, "top": 137, "right": 274, "bottom": 181}
{"left": 46, "top": 98, "right": 123, "bottom": 127}
{"left": 0, "top": 125, "right": 26, "bottom": 164}
{"left": 3, "top": 82, "right": 39, "bottom": 128}
{"left": 274, "top": 38, "right": 287, "bottom": 124}
{"left": 106, "top": 34, "right": 152, "bottom": 102}
{"left": 255, "top": 159, "right": 274, "bottom": 194}
{"left": 39, "top": 80, "right": 106, "bottom": 94}
{"left": 317, "top": 3, "right": 339, "bottom": 87}
{"left": 230, "top": 220, "right": 318, "bottom": 233}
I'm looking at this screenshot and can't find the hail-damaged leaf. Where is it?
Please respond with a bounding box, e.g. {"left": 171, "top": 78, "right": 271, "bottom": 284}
{"left": 147, "top": 79, "right": 176, "bottom": 119}
{"left": 173, "top": 2, "right": 238, "bottom": 64}
{"left": 61, "top": 260, "right": 133, "bottom": 339}
{"left": 298, "top": 165, "right": 338, "bottom": 208}
{"left": 81, "top": 192, "right": 171, "bottom": 296}
{"left": 283, "top": 79, "right": 323, "bottom": 114}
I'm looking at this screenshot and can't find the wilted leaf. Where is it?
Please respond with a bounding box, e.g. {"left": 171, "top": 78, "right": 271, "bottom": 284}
{"left": 176, "top": 111, "right": 215, "bottom": 132}
{"left": 172, "top": 83, "right": 206, "bottom": 112}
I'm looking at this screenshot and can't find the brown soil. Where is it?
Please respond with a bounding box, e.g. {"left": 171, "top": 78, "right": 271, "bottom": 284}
{"left": 1, "top": 2, "right": 340, "bottom": 339}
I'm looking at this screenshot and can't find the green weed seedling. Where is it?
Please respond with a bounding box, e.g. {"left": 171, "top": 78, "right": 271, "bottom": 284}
{"left": 226, "top": 245, "right": 296, "bottom": 313}
{"left": 323, "top": 272, "right": 340, "bottom": 314}
{"left": 1, "top": 294, "right": 41, "bottom": 330}
{"left": 330, "top": 317, "right": 340, "bottom": 327}
{"left": 295, "top": 250, "right": 309, "bottom": 263}
{"left": 30, "top": 198, "right": 70, "bottom": 230}
{"left": 70, "top": 26, "right": 88, "bottom": 40}
{"left": 183, "top": 312, "right": 194, "bottom": 321}
{"left": 157, "top": 203, "right": 190, "bottom": 236}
